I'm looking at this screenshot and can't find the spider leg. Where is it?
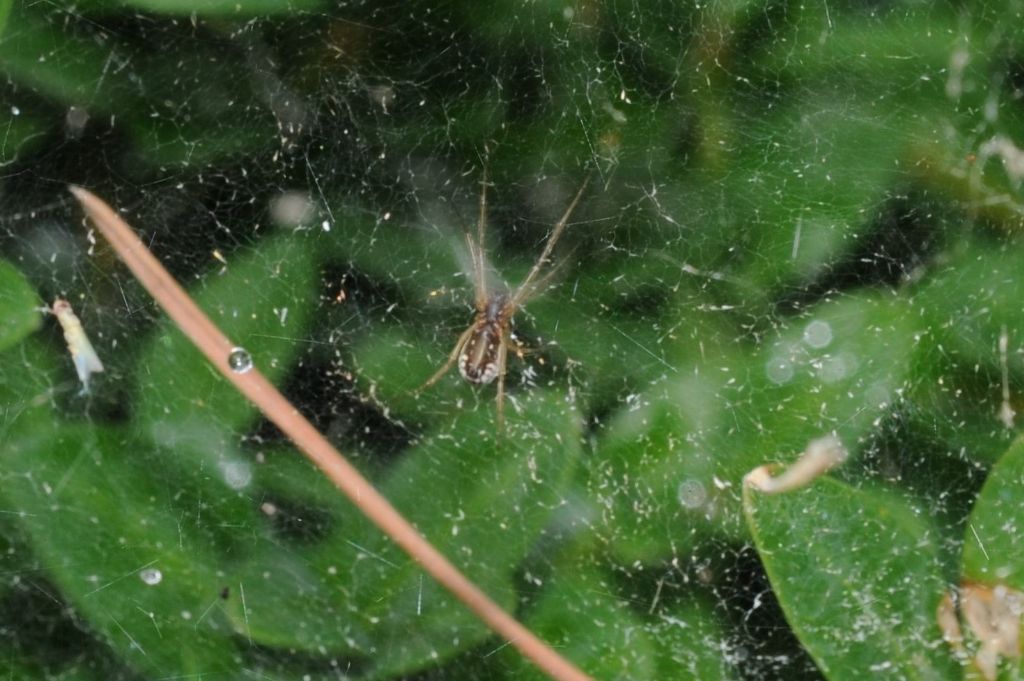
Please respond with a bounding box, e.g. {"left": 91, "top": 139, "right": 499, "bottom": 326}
{"left": 466, "top": 232, "right": 487, "bottom": 309}
{"left": 510, "top": 175, "right": 589, "bottom": 309}
{"left": 508, "top": 335, "right": 541, "bottom": 358}
{"left": 511, "top": 243, "right": 579, "bottom": 308}
{"left": 413, "top": 325, "right": 474, "bottom": 394}
{"left": 470, "top": 162, "right": 490, "bottom": 307}
{"left": 495, "top": 330, "right": 509, "bottom": 432}
{"left": 509, "top": 330, "right": 528, "bottom": 358}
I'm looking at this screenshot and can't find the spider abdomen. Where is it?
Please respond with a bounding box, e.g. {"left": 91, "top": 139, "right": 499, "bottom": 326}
{"left": 459, "top": 318, "right": 502, "bottom": 385}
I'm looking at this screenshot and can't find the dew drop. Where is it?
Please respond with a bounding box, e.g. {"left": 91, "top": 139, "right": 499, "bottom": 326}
{"left": 65, "top": 106, "right": 89, "bottom": 139}
{"left": 269, "top": 190, "right": 315, "bottom": 228}
{"left": 677, "top": 479, "right": 707, "bottom": 509}
{"left": 865, "top": 382, "right": 891, "bottom": 408}
{"left": 219, "top": 460, "right": 252, "bottom": 490}
{"left": 227, "top": 347, "right": 253, "bottom": 373}
{"left": 820, "top": 354, "right": 852, "bottom": 383}
{"left": 803, "top": 320, "right": 833, "bottom": 349}
{"left": 765, "top": 356, "right": 794, "bottom": 385}
{"left": 139, "top": 567, "right": 163, "bottom": 585}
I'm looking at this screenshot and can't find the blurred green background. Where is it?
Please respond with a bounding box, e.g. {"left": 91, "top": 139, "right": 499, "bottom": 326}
{"left": 2, "top": 0, "right": 1024, "bottom": 679}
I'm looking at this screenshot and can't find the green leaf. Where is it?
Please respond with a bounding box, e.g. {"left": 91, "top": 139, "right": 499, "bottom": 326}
{"left": 744, "top": 478, "right": 958, "bottom": 681}
{"left": 0, "top": 259, "right": 41, "bottom": 352}
{"left": 353, "top": 325, "right": 462, "bottom": 414}
{"left": 0, "top": 104, "right": 50, "bottom": 165}
{"left": 123, "top": 235, "right": 318, "bottom": 553}
{"left": 506, "top": 565, "right": 661, "bottom": 680}
{"left": 0, "top": 6, "right": 109, "bottom": 104}
{"left": 901, "top": 241, "right": 1024, "bottom": 464}
{"left": 0, "top": 652, "right": 45, "bottom": 681}
{"left": 526, "top": 256, "right": 721, "bottom": 406}
{"left": 136, "top": 233, "right": 317, "bottom": 434}
{"left": 918, "top": 241, "right": 1024, "bottom": 373}
{"left": 0, "top": 2, "right": 283, "bottom": 167}
{"left": 753, "top": 5, "right": 959, "bottom": 89}
{"left": 698, "top": 291, "right": 918, "bottom": 470}
{"left": 0, "top": 0, "right": 11, "bottom": 35}
{"left": 222, "top": 389, "right": 583, "bottom": 679}
{"left": 962, "top": 436, "right": 1024, "bottom": 589}
{"left": 319, "top": 204, "right": 466, "bottom": 303}
{"left": 714, "top": 101, "right": 917, "bottom": 307}
{"left": 220, "top": 541, "right": 375, "bottom": 656}
{"left": 0, "top": 511, "right": 30, "bottom": 606}
{"left": 901, "top": 372, "right": 1019, "bottom": 467}
{"left": 593, "top": 292, "right": 920, "bottom": 560}
{"left": 0, "top": 400, "right": 240, "bottom": 676}
{"left": 361, "top": 390, "right": 581, "bottom": 677}
{"left": 506, "top": 561, "right": 739, "bottom": 680}
{"left": 123, "top": 114, "right": 279, "bottom": 168}
{"left": 648, "top": 598, "right": 740, "bottom": 679}
{"left": 587, "top": 374, "right": 729, "bottom": 561}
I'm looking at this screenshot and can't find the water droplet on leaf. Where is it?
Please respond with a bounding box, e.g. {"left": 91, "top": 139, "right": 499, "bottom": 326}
{"left": 139, "top": 568, "right": 162, "bottom": 585}
{"left": 677, "top": 479, "right": 708, "bottom": 509}
{"left": 227, "top": 347, "right": 253, "bottom": 373}
{"left": 803, "top": 320, "right": 833, "bottom": 348}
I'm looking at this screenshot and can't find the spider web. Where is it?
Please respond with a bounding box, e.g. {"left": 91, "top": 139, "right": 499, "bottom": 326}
{"left": 1, "top": 1, "right": 1022, "bottom": 680}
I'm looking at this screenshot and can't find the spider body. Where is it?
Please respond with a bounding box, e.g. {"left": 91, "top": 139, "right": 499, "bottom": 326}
{"left": 415, "top": 167, "right": 589, "bottom": 428}
{"left": 458, "top": 294, "right": 509, "bottom": 385}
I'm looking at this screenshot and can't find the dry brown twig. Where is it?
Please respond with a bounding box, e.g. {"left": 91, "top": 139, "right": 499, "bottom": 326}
{"left": 69, "top": 185, "right": 593, "bottom": 681}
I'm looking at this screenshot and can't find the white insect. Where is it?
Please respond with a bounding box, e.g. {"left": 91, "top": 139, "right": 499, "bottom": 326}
{"left": 51, "top": 298, "right": 104, "bottom": 393}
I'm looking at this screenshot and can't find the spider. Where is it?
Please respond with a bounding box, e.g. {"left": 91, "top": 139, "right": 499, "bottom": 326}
{"left": 415, "top": 168, "right": 590, "bottom": 428}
